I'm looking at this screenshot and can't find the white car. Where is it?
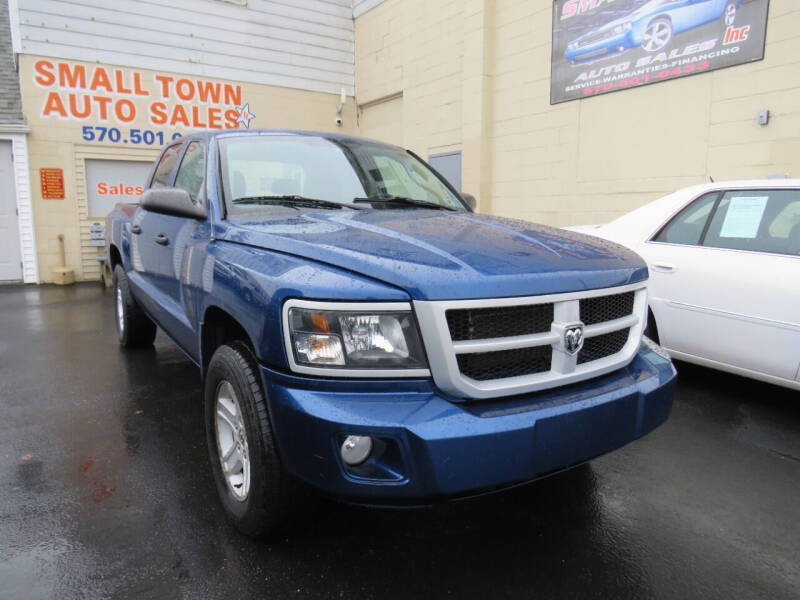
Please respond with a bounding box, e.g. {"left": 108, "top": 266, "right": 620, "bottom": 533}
{"left": 569, "top": 180, "right": 800, "bottom": 391}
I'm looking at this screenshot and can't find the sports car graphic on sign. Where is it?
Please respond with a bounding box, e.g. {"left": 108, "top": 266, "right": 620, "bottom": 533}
{"left": 564, "top": 0, "right": 741, "bottom": 65}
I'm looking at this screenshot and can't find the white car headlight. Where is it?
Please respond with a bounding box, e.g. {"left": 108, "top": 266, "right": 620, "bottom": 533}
{"left": 285, "top": 302, "right": 428, "bottom": 374}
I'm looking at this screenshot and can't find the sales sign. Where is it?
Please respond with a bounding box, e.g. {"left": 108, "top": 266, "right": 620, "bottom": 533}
{"left": 550, "top": 0, "right": 770, "bottom": 104}
{"left": 40, "top": 168, "right": 65, "bottom": 199}
{"left": 85, "top": 160, "right": 153, "bottom": 217}
{"left": 32, "top": 59, "right": 257, "bottom": 146}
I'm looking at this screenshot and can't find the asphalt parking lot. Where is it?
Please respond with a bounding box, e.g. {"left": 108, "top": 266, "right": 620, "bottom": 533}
{"left": 1, "top": 283, "right": 798, "bottom": 599}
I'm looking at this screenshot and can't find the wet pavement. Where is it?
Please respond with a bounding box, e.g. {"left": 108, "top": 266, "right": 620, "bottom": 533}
{"left": 1, "top": 283, "right": 798, "bottom": 599}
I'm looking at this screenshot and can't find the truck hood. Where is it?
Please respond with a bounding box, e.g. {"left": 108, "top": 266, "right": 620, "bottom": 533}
{"left": 219, "top": 209, "right": 647, "bottom": 300}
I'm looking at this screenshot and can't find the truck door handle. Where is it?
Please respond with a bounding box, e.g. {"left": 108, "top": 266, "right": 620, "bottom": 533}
{"left": 130, "top": 224, "right": 141, "bottom": 235}
{"left": 651, "top": 262, "right": 676, "bottom": 273}
{"left": 154, "top": 233, "right": 169, "bottom": 246}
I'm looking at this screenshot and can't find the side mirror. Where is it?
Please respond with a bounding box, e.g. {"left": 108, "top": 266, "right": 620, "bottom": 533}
{"left": 141, "top": 188, "right": 206, "bottom": 219}
{"left": 461, "top": 193, "right": 477, "bottom": 211}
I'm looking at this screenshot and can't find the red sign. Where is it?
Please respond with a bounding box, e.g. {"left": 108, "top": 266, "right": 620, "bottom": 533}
{"left": 40, "top": 168, "right": 65, "bottom": 199}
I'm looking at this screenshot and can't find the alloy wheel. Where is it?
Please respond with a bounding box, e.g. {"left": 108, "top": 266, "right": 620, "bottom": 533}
{"left": 116, "top": 285, "right": 125, "bottom": 335}
{"left": 215, "top": 380, "right": 251, "bottom": 501}
{"left": 643, "top": 21, "right": 671, "bottom": 52}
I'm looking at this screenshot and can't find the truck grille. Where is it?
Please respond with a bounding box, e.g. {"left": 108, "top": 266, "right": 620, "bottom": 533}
{"left": 414, "top": 283, "right": 647, "bottom": 399}
{"left": 577, "top": 328, "right": 630, "bottom": 365}
{"left": 579, "top": 292, "right": 634, "bottom": 326}
{"left": 457, "top": 346, "right": 552, "bottom": 381}
{"left": 446, "top": 303, "right": 553, "bottom": 341}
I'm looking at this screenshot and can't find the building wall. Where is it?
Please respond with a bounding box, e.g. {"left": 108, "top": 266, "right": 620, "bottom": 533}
{"left": 0, "top": 0, "right": 22, "bottom": 123}
{"left": 1, "top": 0, "right": 36, "bottom": 282}
{"left": 14, "top": 0, "right": 355, "bottom": 95}
{"left": 354, "top": 0, "right": 800, "bottom": 227}
{"left": 9, "top": 0, "right": 360, "bottom": 283}
{"left": 355, "top": 0, "right": 464, "bottom": 156}
{"left": 17, "top": 54, "right": 357, "bottom": 282}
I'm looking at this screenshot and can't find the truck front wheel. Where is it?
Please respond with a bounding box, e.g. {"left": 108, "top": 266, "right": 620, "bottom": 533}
{"left": 113, "top": 265, "right": 157, "bottom": 347}
{"left": 204, "top": 342, "right": 300, "bottom": 537}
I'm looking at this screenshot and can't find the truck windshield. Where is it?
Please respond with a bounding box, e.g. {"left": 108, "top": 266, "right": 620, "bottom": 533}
{"left": 219, "top": 135, "right": 465, "bottom": 212}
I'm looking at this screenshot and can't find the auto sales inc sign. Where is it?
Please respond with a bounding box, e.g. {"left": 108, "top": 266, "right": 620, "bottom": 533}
{"left": 550, "top": 0, "right": 770, "bottom": 104}
{"left": 32, "top": 58, "right": 257, "bottom": 146}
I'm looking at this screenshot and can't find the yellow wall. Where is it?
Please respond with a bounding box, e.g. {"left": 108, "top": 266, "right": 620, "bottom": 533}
{"left": 355, "top": 0, "right": 465, "bottom": 154}
{"left": 18, "top": 54, "right": 357, "bottom": 282}
{"left": 355, "top": 0, "right": 800, "bottom": 227}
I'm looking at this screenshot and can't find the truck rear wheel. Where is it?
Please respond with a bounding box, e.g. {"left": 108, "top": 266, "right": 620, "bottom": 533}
{"left": 204, "top": 342, "right": 301, "bottom": 537}
{"left": 113, "top": 265, "right": 157, "bottom": 347}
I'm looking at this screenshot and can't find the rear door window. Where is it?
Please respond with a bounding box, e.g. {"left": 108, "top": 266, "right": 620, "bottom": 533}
{"left": 653, "top": 192, "right": 718, "bottom": 245}
{"left": 150, "top": 144, "right": 182, "bottom": 188}
{"left": 702, "top": 189, "right": 800, "bottom": 256}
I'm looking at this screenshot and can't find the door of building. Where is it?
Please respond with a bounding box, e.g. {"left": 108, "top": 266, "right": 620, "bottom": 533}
{"left": 0, "top": 141, "right": 22, "bottom": 281}
{"left": 359, "top": 95, "right": 403, "bottom": 147}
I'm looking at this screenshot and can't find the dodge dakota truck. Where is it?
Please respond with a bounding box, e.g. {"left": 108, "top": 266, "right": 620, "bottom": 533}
{"left": 106, "top": 130, "right": 676, "bottom": 536}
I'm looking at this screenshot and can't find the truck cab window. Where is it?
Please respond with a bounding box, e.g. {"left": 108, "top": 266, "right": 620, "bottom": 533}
{"left": 150, "top": 144, "right": 181, "bottom": 188}
{"left": 174, "top": 141, "right": 206, "bottom": 204}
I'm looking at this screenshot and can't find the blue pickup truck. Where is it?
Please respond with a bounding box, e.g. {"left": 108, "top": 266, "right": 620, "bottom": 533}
{"left": 106, "top": 130, "right": 675, "bottom": 536}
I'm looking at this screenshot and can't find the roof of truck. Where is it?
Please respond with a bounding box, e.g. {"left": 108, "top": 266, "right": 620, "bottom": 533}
{"left": 179, "top": 128, "right": 402, "bottom": 150}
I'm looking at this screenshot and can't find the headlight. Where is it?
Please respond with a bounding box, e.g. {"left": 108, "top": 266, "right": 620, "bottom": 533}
{"left": 283, "top": 301, "right": 428, "bottom": 375}
{"left": 613, "top": 22, "right": 632, "bottom": 34}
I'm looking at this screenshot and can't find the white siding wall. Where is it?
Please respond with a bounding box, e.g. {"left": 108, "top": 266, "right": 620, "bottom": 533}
{"left": 15, "top": 0, "right": 355, "bottom": 95}
{"left": 352, "top": 0, "right": 387, "bottom": 18}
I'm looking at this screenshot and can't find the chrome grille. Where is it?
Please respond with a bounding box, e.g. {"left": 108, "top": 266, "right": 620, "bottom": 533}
{"left": 576, "top": 29, "right": 616, "bottom": 48}
{"left": 414, "top": 283, "right": 647, "bottom": 400}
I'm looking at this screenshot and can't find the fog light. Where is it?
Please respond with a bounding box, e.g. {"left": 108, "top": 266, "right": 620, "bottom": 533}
{"left": 341, "top": 435, "right": 373, "bottom": 466}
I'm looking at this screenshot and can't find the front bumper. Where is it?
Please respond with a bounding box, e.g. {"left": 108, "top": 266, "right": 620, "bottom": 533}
{"left": 261, "top": 344, "right": 675, "bottom": 504}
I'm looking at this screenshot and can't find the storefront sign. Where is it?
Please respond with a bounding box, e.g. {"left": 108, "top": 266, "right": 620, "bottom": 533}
{"left": 32, "top": 59, "right": 256, "bottom": 145}
{"left": 85, "top": 160, "right": 153, "bottom": 217}
{"left": 550, "top": 0, "right": 770, "bottom": 104}
{"left": 40, "top": 168, "right": 65, "bottom": 199}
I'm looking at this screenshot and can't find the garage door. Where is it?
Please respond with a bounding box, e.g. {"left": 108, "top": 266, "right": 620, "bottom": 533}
{"left": 0, "top": 141, "right": 22, "bottom": 281}
{"left": 359, "top": 94, "right": 403, "bottom": 147}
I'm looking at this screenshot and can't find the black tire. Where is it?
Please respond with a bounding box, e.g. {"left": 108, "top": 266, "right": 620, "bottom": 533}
{"left": 645, "top": 308, "right": 660, "bottom": 345}
{"left": 113, "top": 264, "right": 157, "bottom": 347}
{"left": 204, "top": 342, "right": 301, "bottom": 537}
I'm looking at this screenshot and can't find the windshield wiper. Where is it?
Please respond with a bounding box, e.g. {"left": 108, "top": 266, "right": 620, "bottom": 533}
{"left": 232, "top": 195, "right": 355, "bottom": 210}
{"left": 353, "top": 195, "right": 456, "bottom": 211}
